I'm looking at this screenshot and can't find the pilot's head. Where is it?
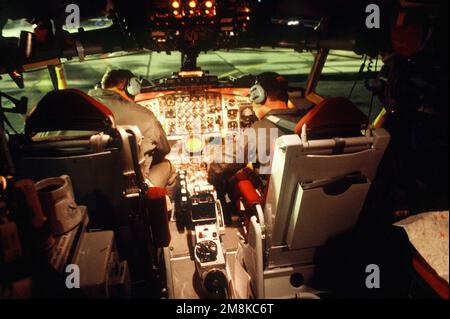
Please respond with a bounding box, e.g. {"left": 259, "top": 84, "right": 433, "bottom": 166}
{"left": 101, "top": 69, "right": 138, "bottom": 102}
{"left": 252, "top": 72, "right": 289, "bottom": 120}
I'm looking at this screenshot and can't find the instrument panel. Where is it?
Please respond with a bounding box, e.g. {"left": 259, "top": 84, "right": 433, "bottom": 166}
{"left": 137, "top": 89, "right": 252, "bottom": 138}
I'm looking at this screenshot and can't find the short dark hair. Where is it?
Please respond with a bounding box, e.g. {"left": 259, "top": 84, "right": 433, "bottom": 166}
{"left": 101, "top": 69, "right": 135, "bottom": 90}
{"left": 258, "top": 72, "right": 289, "bottom": 104}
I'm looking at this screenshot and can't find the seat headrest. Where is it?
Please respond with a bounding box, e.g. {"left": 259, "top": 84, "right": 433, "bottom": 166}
{"left": 25, "top": 89, "right": 115, "bottom": 136}
{"left": 294, "top": 97, "right": 369, "bottom": 138}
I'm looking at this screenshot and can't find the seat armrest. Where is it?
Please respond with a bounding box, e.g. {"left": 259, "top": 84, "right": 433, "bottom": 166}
{"left": 235, "top": 180, "right": 262, "bottom": 208}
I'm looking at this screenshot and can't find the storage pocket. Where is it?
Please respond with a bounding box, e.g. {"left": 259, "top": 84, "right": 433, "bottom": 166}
{"left": 286, "top": 172, "right": 371, "bottom": 250}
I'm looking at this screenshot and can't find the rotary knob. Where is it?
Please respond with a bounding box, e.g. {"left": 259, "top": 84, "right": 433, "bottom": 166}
{"left": 195, "top": 240, "right": 218, "bottom": 263}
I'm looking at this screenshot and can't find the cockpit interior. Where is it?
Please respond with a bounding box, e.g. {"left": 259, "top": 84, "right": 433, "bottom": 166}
{"left": 0, "top": 0, "right": 448, "bottom": 301}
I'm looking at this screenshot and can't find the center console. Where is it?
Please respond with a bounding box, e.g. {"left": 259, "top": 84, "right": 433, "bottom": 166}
{"left": 136, "top": 75, "right": 253, "bottom": 297}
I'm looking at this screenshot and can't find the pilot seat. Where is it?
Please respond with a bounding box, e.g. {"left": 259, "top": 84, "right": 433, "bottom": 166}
{"left": 14, "top": 89, "right": 171, "bottom": 286}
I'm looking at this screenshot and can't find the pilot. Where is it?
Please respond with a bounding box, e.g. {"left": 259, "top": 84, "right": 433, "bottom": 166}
{"left": 207, "top": 72, "right": 297, "bottom": 192}
{"left": 89, "top": 69, "right": 176, "bottom": 191}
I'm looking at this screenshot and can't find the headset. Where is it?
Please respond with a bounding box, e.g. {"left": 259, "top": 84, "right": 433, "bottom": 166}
{"left": 249, "top": 78, "right": 267, "bottom": 105}
{"left": 125, "top": 76, "right": 142, "bottom": 97}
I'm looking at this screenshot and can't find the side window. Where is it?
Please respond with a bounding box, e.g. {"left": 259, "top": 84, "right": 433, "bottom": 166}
{"left": 315, "top": 50, "right": 383, "bottom": 122}
{"left": 1, "top": 69, "right": 54, "bottom": 133}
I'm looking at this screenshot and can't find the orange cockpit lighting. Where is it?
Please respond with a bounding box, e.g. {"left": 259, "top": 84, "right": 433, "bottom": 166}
{"left": 189, "top": 1, "right": 197, "bottom": 8}
{"left": 205, "top": 1, "right": 214, "bottom": 8}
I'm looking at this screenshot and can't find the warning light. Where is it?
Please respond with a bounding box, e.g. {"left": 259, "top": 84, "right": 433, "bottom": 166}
{"left": 205, "top": 1, "right": 213, "bottom": 8}
{"left": 189, "top": 1, "right": 197, "bottom": 8}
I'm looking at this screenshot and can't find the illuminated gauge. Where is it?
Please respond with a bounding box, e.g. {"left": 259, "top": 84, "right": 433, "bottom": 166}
{"left": 184, "top": 96, "right": 191, "bottom": 103}
{"left": 185, "top": 136, "right": 204, "bottom": 156}
{"left": 167, "top": 98, "right": 175, "bottom": 106}
{"left": 228, "top": 121, "right": 238, "bottom": 130}
{"left": 176, "top": 97, "right": 183, "bottom": 104}
{"left": 165, "top": 107, "right": 176, "bottom": 118}
{"left": 207, "top": 105, "right": 216, "bottom": 114}
{"left": 228, "top": 109, "right": 238, "bottom": 120}
{"left": 228, "top": 98, "right": 236, "bottom": 107}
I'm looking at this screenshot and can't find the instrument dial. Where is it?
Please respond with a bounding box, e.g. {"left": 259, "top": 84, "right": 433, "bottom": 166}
{"left": 228, "top": 121, "right": 238, "bottom": 130}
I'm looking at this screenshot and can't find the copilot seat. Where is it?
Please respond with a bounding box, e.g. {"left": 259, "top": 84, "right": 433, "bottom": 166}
{"left": 233, "top": 97, "right": 391, "bottom": 298}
